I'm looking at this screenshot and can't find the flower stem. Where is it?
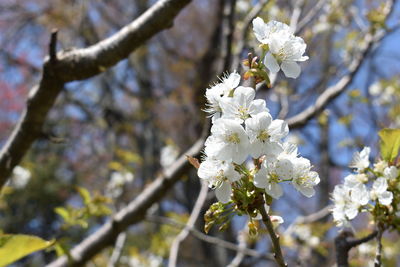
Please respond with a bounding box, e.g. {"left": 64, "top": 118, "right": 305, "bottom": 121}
{"left": 259, "top": 203, "right": 287, "bottom": 267}
{"left": 374, "top": 225, "right": 383, "bottom": 267}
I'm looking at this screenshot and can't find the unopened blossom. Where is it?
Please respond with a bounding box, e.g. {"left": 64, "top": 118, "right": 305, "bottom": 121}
{"left": 370, "top": 177, "right": 393, "bottom": 206}
{"left": 254, "top": 204, "right": 284, "bottom": 225}
{"left": 205, "top": 119, "right": 250, "bottom": 164}
{"left": 349, "top": 147, "right": 370, "bottom": 172}
{"left": 198, "top": 158, "right": 240, "bottom": 203}
{"left": 205, "top": 72, "right": 241, "bottom": 121}
{"left": 291, "top": 157, "right": 320, "bottom": 197}
{"left": 220, "top": 86, "right": 268, "bottom": 123}
{"left": 245, "top": 112, "right": 287, "bottom": 158}
{"left": 384, "top": 166, "right": 399, "bottom": 180}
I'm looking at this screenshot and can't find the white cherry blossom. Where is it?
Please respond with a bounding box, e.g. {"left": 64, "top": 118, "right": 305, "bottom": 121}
{"left": 205, "top": 119, "right": 250, "bottom": 164}
{"left": 10, "top": 166, "right": 31, "bottom": 189}
{"left": 331, "top": 184, "right": 368, "bottom": 227}
{"left": 343, "top": 173, "right": 368, "bottom": 188}
{"left": 198, "top": 158, "right": 240, "bottom": 203}
{"left": 384, "top": 166, "right": 399, "bottom": 180}
{"left": 263, "top": 34, "right": 309, "bottom": 78}
{"left": 291, "top": 157, "right": 320, "bottom": 197}
{"left": 205, "top": 72, "right": 241, "bottom": 121}
{"left": 252, "top": 18, "right": 292, "bottom": 45}
{"left": 245, "top": 112, "right": 286, "bottom": 158}
{"left": 254, "top": 159, "right": 283, "bottom": 199}
{"left": 349, "top": 147, "right": 370, "bottom": 172}
{"left": 370, "top": 177, "right": 393, "bottom": 206}
{"left": 220, "top": 86, "right": 268, "bottom": 123}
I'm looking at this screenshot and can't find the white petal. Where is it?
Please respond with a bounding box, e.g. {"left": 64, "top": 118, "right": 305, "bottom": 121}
{"left": 269, "top": 119, "right": 289, "bottom": 141}
{"left": 254, "top": 168, "right": 268, "bottom": 188}
{"left": 264, "top": 52, "right": 280, "bottom": 73}
{"left": 275, "top": 158, "right": 294, "bottom": 180}
{"left": 252, "top": 17, "right": 268, "bottom": 43}
{"left": 299, "top": 186, "right": 315, "bottom": 198}
{"left": 281, "top": 61, "right": 301, "bottom": 78}
{"left": 379, "top": 191, "right": 393, "bottom": 205}
{"left": 345, "top": 205, "right": 359, "bottom": 220}
{"left": 266, "top": 182, "right": 283, "bottom": 199}
{"left": 216, "top": 182, "right": 232, "bottom": 203}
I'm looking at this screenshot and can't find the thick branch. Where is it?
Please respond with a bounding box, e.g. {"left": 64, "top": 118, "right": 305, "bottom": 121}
{"left": 335, "top": 230, "right": 378, "bottom": 267}
{"left": 0, "top": 0, "right": 191, "bottom": 188}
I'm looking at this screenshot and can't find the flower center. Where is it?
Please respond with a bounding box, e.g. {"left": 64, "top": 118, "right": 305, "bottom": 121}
{"left": 226, "top": 133, "right": 240, "bottom": 144}
{"left": 257, "top": 130, "right": 270, "bottom": 142}
{"left": 238, "top": 106, "right": 249, "bottom": 120}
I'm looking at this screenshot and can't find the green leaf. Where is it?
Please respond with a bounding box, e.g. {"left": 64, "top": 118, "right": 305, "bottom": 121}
{"left": 379, "top": 128, "right": 400, "bottom": 162}
{"left": 76, "top": 186, "right": 91, "bottom": 205}
{"left": 0, "top": 234, "right": 54, "bottom": 266}
{"left": 54, "top": 207, "right": 70, "bottom": 221}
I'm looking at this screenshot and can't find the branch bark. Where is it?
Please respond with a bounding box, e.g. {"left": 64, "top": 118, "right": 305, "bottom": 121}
{"left": 0, "top": 0, "right": 191, "bottom": 189}
{"left": 259, "top": 203, "right": 287, "bottom": 267}
{"left": 335, "top": 230, "right": 378, "bottom": 267}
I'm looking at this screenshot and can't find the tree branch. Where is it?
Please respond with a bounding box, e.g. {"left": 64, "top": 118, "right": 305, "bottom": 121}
{"left": 168, "top": 180, "right": 209, "bottom": 267}
{"left": 147, "top": 215, "right": 273, "bottom": 261}
{"left": 0, "top": 0, "right": 192, "bottom": 189}
{"left": 259, "top": 203, "right": 287, "bottom": 267}
{"left": 287, "top": 2, "right": 395, "bottom": 129}
{"left": 335, "top": 230, "right": 378, "bottom": 267}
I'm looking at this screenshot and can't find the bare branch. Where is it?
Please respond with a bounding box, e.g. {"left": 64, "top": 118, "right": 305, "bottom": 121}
{"left": 147, "top": 215, "right": 273, "bottom": 261}
{"left": 231, "top": 0, "right": 269, "bottom": 71}
{"left": 335, "top": 230, "right": 378, "bottom": 267}
{"left": 287, "top": 0, "right": 396, "bottom": 129}
{"left": 0, "top": 0, "right": 192, "bottom": 189}
{"left": 227, "top": 226, "right": 248, "bottom": 267}
{"left": 107, "top": 232, "right": 127, "bottom": 267}
{"left": 168, "top": 180, "right": 209, "bottom": 267}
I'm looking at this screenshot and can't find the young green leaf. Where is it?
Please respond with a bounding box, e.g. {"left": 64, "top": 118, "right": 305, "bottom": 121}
{"left": 379, "top": 128, "right": 400, "bottom": 162}
{"left": 0, "top": 234, "right": 55, "bottom": 266}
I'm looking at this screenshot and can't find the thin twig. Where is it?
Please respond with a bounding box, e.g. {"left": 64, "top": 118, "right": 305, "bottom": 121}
{"left": 259, "top": 203, "right": 287, "bottom": 267}
{"left": 107, "top": 232, "right": 127, "bottom": 267}
{"left": 227, "top": 226, "right": 247, "bottom": 267}
{"left": 168, "top": 180, "right": 209, "bottom": 267}
{"left": 374, "top": 226, "right": 383, "bottom": 267}
{"left": 147, "top": 215, "right": 273, "bottom": 261}
{"left": 230, "top": 0, "right": 269, "bottom": 71}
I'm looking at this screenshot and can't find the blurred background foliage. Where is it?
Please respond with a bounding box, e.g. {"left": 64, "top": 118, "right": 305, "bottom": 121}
{"left": 0, "top": 0, "right": 399, "bottom": 266}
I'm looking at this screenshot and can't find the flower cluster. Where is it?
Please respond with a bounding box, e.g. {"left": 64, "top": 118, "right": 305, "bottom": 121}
{"left": 198, "top": 71, "right": 320, "bottom": 204}
{"left": 331, "top": 147, "right": 400, "bottom": 228}
{"left": 252, "top": 17, "right": 309, "bottom": 78}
